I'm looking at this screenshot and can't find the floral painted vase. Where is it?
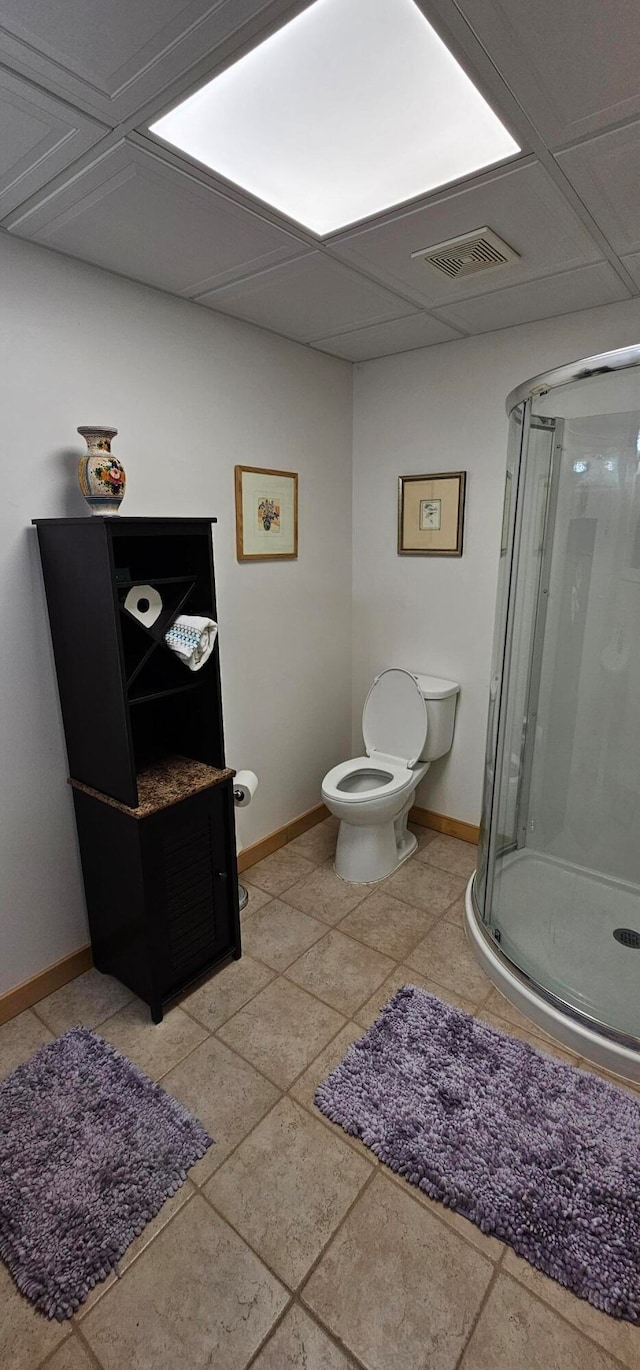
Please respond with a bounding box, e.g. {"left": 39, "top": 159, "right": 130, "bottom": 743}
{"left": 77, "top": 426, "right": 126, "bottom": 515}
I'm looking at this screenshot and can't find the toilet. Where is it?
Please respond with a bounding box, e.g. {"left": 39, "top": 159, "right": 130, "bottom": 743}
{"left": 322, "top": 669, "right": 459, "bottom": 884}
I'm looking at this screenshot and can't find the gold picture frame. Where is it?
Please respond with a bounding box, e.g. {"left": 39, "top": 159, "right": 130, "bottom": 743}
{"left": 235, "top": 465, "right": 298, "bottom": 561}
{"left": 398, "top": 471, "right": 466, "bottom": 556}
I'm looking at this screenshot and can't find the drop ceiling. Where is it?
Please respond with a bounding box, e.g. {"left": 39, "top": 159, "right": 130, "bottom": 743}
{"left": 1, "top": 0, "right": 639, "bottom": 361}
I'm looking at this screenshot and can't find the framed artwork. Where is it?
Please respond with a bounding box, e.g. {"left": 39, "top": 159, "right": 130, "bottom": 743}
{"left": 234, "top": 465, "right": 298, "bottom": 561}
{"left": 398, "top": 471, "right": 466, "bottom": 556}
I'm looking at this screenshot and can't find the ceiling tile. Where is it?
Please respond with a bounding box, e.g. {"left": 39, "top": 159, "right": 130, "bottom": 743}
{"left": 558, "top": 121, "right": 640, "bottom": 255}
{"left": 436, "top": 262, "right": 629, "bottom": 334}
{"left": 620, "top": 253, "right": 640, "bottom": 291}
{"left": 0, "top": 0, "right": 299, "bottom": 124}
{"left": 0, "top": 67, "right": 105, "bottom": 216}
{"left": 450, "top": 0, "right": 640, "bottom": 145}
{"left": 331, "top": 162, "right": 602, "bottom": 308}
{"left": 5, "top": 141, "right": 308, "bottom": 293}
{"left": 197, "top": 252, "right": 412, "bottom": 341}
{"left": 310, "top": 312, "right": 463, "bottom": 361}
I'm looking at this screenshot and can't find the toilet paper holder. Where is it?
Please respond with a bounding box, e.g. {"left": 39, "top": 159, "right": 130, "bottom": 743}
{"left": 233, "top": 769, "right": 259, "bottom": 912}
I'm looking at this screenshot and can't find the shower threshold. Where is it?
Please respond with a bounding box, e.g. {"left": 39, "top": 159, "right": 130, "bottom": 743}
{"left": 466, "top": 849, "right": 640, "bottom": 1082}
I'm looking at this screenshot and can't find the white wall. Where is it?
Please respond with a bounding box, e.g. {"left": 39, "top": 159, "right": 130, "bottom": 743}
{"left": 0, "top": 232, "right": 352, "bottom": 995}
{"left": 352, "top": 297, "right": 640, "bottom": 826}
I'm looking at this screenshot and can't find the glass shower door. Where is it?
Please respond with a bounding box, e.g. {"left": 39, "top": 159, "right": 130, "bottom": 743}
{"left": 478, "top": 364, "right": 640, "bottom": 1044}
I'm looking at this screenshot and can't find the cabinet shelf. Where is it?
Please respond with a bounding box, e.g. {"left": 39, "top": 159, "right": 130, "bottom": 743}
{"left": 115, "top": 575, "right": 196, "bottom": 589}
{"left": 128, "top": 679, "right": 203, "bottom": 706}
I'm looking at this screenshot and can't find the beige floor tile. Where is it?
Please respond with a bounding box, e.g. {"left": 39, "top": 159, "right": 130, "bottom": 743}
{"left": 117, "top": 1184, "right": 196, "bottom": 1274}
{"left": 162, "top": 1036, "right": 280, "bottom": 1184}
{"left": 383, "top": 859, "right": 467, "bottom": 916}
{"left": 386, "top": 1171, "right": 505, "bottom": 1262}
{"left": 98, "top": 1001, "right": 207, "bottom": 1080}
{"left": 82, "top": 1197, "right": 288, "bottom": 1370}
{"left": 0, "top": 1263, "right": 68, "bottom": 1370}
{"left": 252, "top": 1304, "right": 355, "bottom": 1369}
{"left": 416, "top": 833, "right": 478, "bottom": 879}
{"left": 283, "top": 861, "right": 370, "bottom": 925}
{"left": 303, "top": 1173, "right": 493, "bottom": 1370}
{"left": 287, "top": 817, "right": 339, "bottom": 864}
{"left": 242, "top": 899, "right": 327, "bottom": 972}
{"left": 406, "top": 920, "right": 491, "bottom": 1006}
{"left": 247, "top": 847, "right": 316, "bottom": 895}
{"left": 74, "top": 1187, "right": 196, "bottom": 1320}
{"left": 289, "top": 1021, "right": 364, "bottom": 1116}
{"left": 43, "top": 1336, "right": 95, "bottom": 1370}
{"left": 338, "top": 888, "right": 436, "bottom": 960}
{"left": 477, "top": 1010, "right": 578, "bottom": 1064}
{"left": 502, "top": 1248, "right": 640, "bottom": 1369}
{"left": 443, "top": 896, "right": 466, "bottom": 927}
{"left": 355, "top": 966, "right": 477, "bottom": 1028}
{"left": 181, "top": 953, "right": 275, "bottom": 1032}
{"left": 217, "top": 977, "right": 345, "bottom": 1089}
{"left": 289, "top": 1021, "right": 374, "bottom": 1163}
{"left": 206, "top": 1098, "right": 371, "bottom": 1288}
{"left": 240, "top": 882, "right": 273, "bottom": 915}
{"left": 460, "top": 1273, "right": 620, "bottom": 1370}
{"left": 0, "top": 1008, "right": 53, "bottom": 1079}
{"left": 286, "top": 931, "right": 395, "bottom": 1016}
{"left": 35, "top": 969, "right": 134, "bottom": 1035}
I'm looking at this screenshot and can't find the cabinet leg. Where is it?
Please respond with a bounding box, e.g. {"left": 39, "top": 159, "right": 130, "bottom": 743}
{"left": 150, "top": 1002, "right": 164, "bottom": 1024}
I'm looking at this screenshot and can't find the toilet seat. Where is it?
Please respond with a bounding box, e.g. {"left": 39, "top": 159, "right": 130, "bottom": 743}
{"left": 362, "top": 668, "right": 428, "bottom": 766}
{"left": 322, "top": 755, "right": 415, "bottom": 805}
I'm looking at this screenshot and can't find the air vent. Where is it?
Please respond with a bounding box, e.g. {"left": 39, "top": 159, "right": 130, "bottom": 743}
{"left": 411, "top": 227, "right": 519, "bottom": 279}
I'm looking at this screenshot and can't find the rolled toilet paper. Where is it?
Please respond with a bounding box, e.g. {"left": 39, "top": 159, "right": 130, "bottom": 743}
{"left": 233, "top": 770, "right": 258, "bottom": 807}
{"left": 124, "top": 584, "right": 163, "bottom": 628}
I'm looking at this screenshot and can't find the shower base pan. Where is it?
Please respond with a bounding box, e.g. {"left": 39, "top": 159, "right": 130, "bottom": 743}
{"left": 466, "top": 850, "right": 640, "bottom": 1083}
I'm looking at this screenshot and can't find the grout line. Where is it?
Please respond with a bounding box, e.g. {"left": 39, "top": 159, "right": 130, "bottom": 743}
{"left": 35, "top": 1332, "right": 76, "bottom": 1370}
{"left": 488, "top": 1270, "right": 631, "bottom": 1370}
{"left": 70, "top": 1323, "right": 105, "bottom": 1368}
{"left": 452, "top": 1262, "right": 502, "bottom": 1370}
{"left": 177, "top": 960, "right": 279, "bottom": 1036}
{"left": 243, "top": 1295, "right": 370, "bottom": 1370}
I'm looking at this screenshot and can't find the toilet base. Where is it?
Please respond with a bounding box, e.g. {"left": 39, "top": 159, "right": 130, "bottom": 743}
{"left": 334, "top": 803, "right": 418, "bottom": 884}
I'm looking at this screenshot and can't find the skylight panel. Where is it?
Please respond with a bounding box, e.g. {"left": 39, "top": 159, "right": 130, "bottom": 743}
{"left": 150, "top": 0, "right": 520, "bottom": 236}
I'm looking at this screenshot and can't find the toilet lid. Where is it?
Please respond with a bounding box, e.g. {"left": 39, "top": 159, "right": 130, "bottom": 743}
{"left": 362, "top": 668, "right": 428, "bottom": 766}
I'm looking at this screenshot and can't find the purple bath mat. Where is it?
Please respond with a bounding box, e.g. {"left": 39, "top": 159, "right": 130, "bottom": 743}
{"left": 315, "top": 985, "right": 640, "bottom": 1322}
{"left": 0, "top": 1027, "right": 212, "bottom": 1319}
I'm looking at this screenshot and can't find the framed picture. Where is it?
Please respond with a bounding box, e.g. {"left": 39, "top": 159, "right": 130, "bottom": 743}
{"left": 398, "top": 471, "right": 466, "bottom": 556}
{"left": 235, "top": 465, "right": 298, "bottom": 561}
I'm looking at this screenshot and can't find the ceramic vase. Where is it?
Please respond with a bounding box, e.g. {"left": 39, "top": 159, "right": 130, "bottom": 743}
{"left": 77, "top": 426, "right": 126, "bottom": 515}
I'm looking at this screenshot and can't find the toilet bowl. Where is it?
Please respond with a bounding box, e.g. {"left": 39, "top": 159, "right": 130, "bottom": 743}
{"left": 322, "top": 668, "right": 459, "bottom": 884}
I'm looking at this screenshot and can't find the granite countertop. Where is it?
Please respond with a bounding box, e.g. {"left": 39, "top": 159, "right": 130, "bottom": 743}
{"left": 70, "top": 755, "right": 235, "bottom": 818}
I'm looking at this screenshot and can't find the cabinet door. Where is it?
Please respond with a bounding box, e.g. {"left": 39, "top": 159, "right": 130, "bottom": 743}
{"left": 143, "top": 784, "right": 237, "bottom": 999}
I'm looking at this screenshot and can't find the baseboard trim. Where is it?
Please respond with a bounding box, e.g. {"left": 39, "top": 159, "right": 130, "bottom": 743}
{"left": 410, "top": 805, "right": 479, "bottom": 845}
{"left": 0, "top": 944, "right": 93, "bottom": 1027}
{"left": 238, "top": 803, "right": 330, "bottom": 873}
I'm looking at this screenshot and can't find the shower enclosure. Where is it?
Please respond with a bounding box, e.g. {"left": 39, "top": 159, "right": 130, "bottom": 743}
{"left": 466, "top": 345, "right": 640, "bottom": 1080}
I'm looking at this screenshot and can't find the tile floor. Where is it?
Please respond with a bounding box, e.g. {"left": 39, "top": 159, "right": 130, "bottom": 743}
{"left": 1, "top": 818, "right": 639, "bottom": 1370}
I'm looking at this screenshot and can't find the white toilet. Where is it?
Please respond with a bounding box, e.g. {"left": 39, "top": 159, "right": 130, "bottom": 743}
{"left": 322, "top": 668, "right": 459, "bottom": 884}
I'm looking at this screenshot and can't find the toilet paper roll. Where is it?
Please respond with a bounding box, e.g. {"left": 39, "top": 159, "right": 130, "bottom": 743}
{"left": 124, "top": 584, "right": 163, "bottom": 628}
{"left": 233, "top": 770, "right": 258, "bottom": 807}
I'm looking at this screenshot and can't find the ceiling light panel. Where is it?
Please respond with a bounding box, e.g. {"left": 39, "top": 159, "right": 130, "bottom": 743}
{"left": 149, "top": 0, "right": 519, "bottom": 236}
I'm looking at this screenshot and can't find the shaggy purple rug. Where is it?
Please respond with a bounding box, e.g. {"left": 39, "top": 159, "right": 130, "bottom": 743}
{"left": 315, "top": 985, "right": 640, "bottom": 1323}
{"left": 0, "top": 1027, "right": 212, "bottom": 1319}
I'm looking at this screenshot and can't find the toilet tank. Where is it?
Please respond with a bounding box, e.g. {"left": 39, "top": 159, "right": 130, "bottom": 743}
{"left": 413, "top": 674, "right": 459, "bottom": 762}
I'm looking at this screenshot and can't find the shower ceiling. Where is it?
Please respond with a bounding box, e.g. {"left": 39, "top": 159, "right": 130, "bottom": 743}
{"left": 1, "top": 0, "right": 639, "bottom": 359}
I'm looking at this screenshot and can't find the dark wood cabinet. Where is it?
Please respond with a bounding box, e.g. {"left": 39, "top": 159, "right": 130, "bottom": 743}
{"left": 33, "top": 517, "right": 241, "bottom": 1021}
